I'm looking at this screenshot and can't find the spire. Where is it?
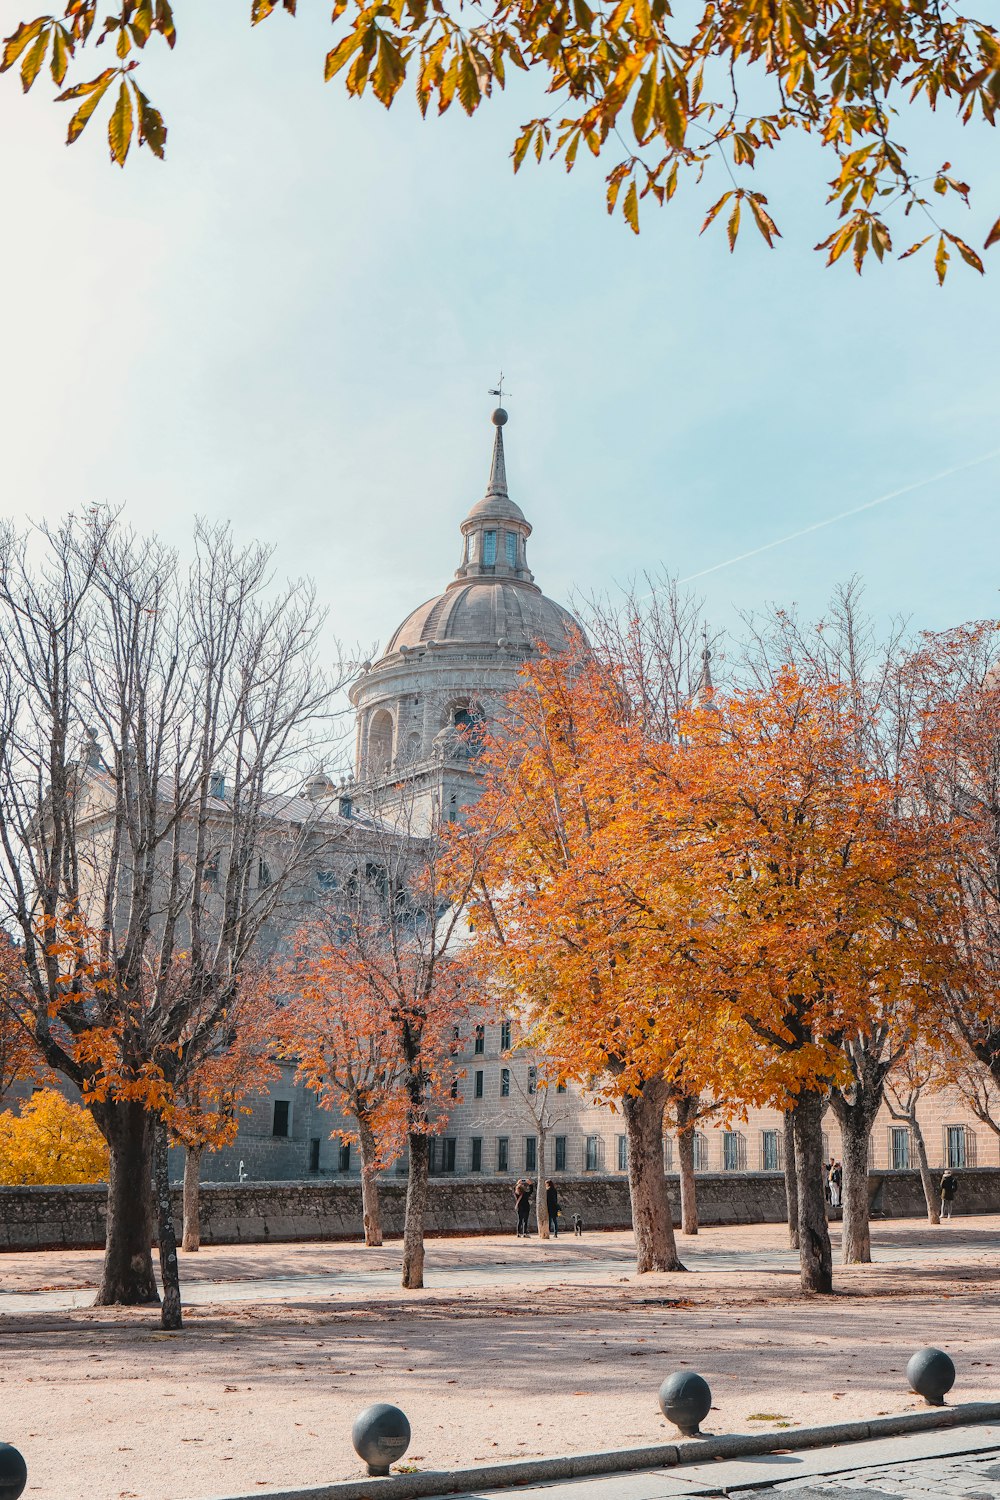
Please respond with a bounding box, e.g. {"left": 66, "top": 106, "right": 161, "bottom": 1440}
{"left": 696, "top": 628, "right": 717, "bottom": 710}
{"left": 486, "top": 406, "right": 508, "bottom": 497}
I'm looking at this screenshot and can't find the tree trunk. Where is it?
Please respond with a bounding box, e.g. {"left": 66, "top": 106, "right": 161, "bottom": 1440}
{"left": 94, "top": 1100, "right": 159, "bottom": 1306}
{"left": 153, "top": 1118, "right": 183, "bottom": 1330}
{"left": 911, "top": 1112, "right": 940, "bottom": 1225}
{"left": 676, "top": 1121, "right": 699, "bottom": 1236}
{"left": 836, "top": 1104, "right": 873, "bottom": 1264}
{"left": 783, "top": 1110, "right": 799, "bottom": 1250}
{"left": 401, "top": 1131, "right": 429, "bottom": 1289}
{"left": 358, "top": 1119, "right": 383, "bottom": 1247}
{"left": 536, "top": 1132, "right": 550, "bottom": 1239}
{"left": 791, "top": 1090, "right": 833, "bottom": 1294}
{"left": 182, "top": 1145, "right": 203, "bottom": 1252}
{"left": 622, "top": 1076, "right": 685, "bottom": 1273}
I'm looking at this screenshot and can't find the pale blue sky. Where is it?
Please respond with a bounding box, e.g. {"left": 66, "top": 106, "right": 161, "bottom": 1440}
{"left": 1, "top": 0, "right": 997, "bottom": 665}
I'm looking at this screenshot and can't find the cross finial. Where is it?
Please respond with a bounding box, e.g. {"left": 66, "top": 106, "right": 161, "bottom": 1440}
{"left": 489, "top": 372, "right": 510, "bottom": 406}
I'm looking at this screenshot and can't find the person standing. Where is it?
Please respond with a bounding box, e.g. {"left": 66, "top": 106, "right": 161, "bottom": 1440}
{"left": 514, "top": 1178, "right": 532, "bottom": 1237}
{"left": 545, "top": 1178, "right": 559, "bottom": 1238}
{"left": 940, "top": 1170, "right": 958, "bottom": 1221}
{"left": 829, "top": 1160, "right": 843, "bottom": 1211}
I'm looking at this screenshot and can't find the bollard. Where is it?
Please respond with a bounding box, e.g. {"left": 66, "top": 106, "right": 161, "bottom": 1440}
{"left": 658, "top": 1371, "right": 712, "bottom": 1437}
{"left": 0, "top": 1444, "right": 27, "bottom": 1500}
{"left": 906, "top": 1347, "right": 956, "bottom": 1406}
{"left": 351, "top": 1403, "right": 412, "bottom": 1477}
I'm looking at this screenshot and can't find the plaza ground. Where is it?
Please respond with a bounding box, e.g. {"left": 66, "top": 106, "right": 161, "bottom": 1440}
{"left": 1, "top": 1218, "right": 998, "bottom": 1500}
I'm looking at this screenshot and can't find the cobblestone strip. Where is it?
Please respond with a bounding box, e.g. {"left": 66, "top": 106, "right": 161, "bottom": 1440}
{"left": 730, "top": 1447, "right": 1000, "bottom": 1498}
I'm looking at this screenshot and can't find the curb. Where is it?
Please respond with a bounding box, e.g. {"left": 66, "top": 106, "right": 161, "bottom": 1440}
{"left": 205, "top": 1401, "right": 1000, "bottom": 1500}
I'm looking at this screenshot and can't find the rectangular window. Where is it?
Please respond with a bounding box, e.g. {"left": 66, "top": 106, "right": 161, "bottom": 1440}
{"left": 505, "top": 531, "right": 517, "bottom": 567}
{"left": 272, "top": 1100, "right": 290, "bottom": 1138}
{"left": 693, "top": 1132, "right": 708, "bottom": 1172}
{"left": 441, "top": 1137, "right": 456, "bottom": 1173}
{"left": 471, "top": 1137, "right": 483, "bottom": 1173}
{"left": 500, "top": 1019, "right": 512, "bottom": 1052}
{"left": 497, "top": 1136, "right": 509, "bottom": 1172}
{"left": 338, "top": 1141, "right": 351, "bottom": 1173}
{"left": 309, "top": 1137, "right": 321, "bottom": 1172}
{"left": 947, "top": 1125, "right": 967, "bottom": 1169}
{"left": 723, "top": 1131, "right": 747, "bottom": 1172}
{"left": 474, "top": 1069, "right": 484, "bottom": 1099}
{"left": 555, "top": 1136, "right": 567, "bottom": 1171}
{"left": 556, "top": 1081, "right": 567, "bottom": 1094}
{"left": 890, "top": 1126, "right": 910, "bottom": 1171}
{"left": 500, "top": 1067, "right": 510, "bottom": 1098}
{"left": 585, "top": 1135, "right": 602, "bottom": 1172}
{"left": 483, "top": 530, "right": 497, "bottom": 565}
{"left": 525, "top": 1136, "right": 537, "bottom": 1172}
{"left": 663, "top": 1135, "right": 674, "bottom": 1172}
{"left": 617, "top": 1134, "right": 628, "bottom": 1172}
{"left": 761, "top": 1129, "right": 781, "bottom": 1173}
{"left": 527, "top": 1065, "right": 537, "bottom": 1096}
{"left": 474, "top": 1024, "right": 485, "bottom": 1055}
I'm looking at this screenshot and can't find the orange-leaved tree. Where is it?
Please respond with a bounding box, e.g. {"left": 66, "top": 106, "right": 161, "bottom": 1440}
{"left": 665, "top": 667, "right": 954, "bottom": 1292}
{"left": 3, "top": 0, "right": 999, "bottom": 277}
{"left": 278, "top": 916, "right": 411, "bottom": 1248}
{"left": 0, "top": 1087, "right": 109, "bottom": 1185}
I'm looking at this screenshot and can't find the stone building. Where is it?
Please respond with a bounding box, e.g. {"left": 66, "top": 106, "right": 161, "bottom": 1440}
{"left": 209, "top": 405, "right": 999, "bottom": 1191}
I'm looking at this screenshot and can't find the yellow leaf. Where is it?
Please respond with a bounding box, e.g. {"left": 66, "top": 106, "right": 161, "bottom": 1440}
{"left": 108, "top": 78, "right": 133, "bottom": 166}
{"left": 946, "top": 232, "right": 984, "bottom": 274}
{"left": 727, "top": 196, "right": 741, "bottom": 252}
{"left": 325, "top": 31, "right": 362, "bottom": 81}
{"left": 64, "top": 70, "right": 114, "bottom": 144}
{"left": 985, "top": 214, "right": 1000, "bottom": 251}
{"left": 700, "top": 190, "right": 733, "bottom": 234}
{"left": 20, "top": 30, "right": 48, "bottom": 92}
{"left": 747, "top": 193, "right": 781, "bottom": 247}
{"left": 934, "top": 234, "right": 949, "bottom": 285}
{"left": 623, "top": 178, "right": 639, "bottom": 234}
{"left": 1, "top": 18, "right": 45, "bottom": 73}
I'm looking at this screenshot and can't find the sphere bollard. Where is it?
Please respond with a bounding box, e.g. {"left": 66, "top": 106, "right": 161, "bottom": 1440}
{"left": 0, "top": 1444, "right": 27, "bottom": 1500}
{"left": 906, "top": 1347, "right": 956, "bottom": 1407}
{"left": 351, "top": 1403, "right": 412, "bottom": 1477}
{"left": 658, "top": 1371, "right": 713, "bottom": 1437}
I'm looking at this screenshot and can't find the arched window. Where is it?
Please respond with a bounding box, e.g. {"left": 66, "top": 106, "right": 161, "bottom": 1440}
{"left": 368, "top": 708, "right": 393, "bottom": 770}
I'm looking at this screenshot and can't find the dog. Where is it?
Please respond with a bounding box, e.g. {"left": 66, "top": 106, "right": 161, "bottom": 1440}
{"left": 573, "top": 1213, "right": 583, "bottom": 1237}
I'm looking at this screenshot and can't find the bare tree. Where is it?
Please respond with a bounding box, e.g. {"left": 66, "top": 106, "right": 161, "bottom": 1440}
{"left": 886, "top": 1045, "right": 945, "bottom": 1224}
{"left": 501, "top": 1046, "right": 574, "bottom": 1239}
{"left": 0, "top": 513, "right": 343, "bottom": 1320}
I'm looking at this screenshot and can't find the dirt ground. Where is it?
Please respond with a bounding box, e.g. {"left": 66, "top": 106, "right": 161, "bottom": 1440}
{"left": 1, "top": 1218, "right": 998, "bottom": 1500}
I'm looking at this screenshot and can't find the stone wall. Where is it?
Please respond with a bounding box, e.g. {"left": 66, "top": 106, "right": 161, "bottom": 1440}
{"left": 2, "top": 1169, "right": 999, "bottom": 1252}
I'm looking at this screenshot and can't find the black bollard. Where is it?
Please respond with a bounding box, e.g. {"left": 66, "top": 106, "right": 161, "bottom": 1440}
{"left": 0, "top": 1444, "right": 27, "bottom": 1500}
{"left": 658, "top": 1371, "right": 713, "bottom": 1436}
{"left": 906, "top": 1347, "right": 956, "bottom": 1406}
{"left": 351, "top": 1403, "right": 411, "bottom": 1477}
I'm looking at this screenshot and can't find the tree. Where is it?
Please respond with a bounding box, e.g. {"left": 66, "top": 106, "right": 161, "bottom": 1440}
{"left": 668, "top": 667, "right": 948, "bottom": 1292}
{"left": 886, "top": 1042, "right": 948, "bottom": 1224}
{"left": 496, "top": 1019, "right": 574, "bottom": 1240}
{"left": 454, "top": 642, "right": 700, "bottom": 1275}
{"left": 3, "top": 0, "right": 998, "bottom": 278}
{"left": 0, "top": 936, "right": 45, "bottom": 1107}
{"left": 0, "top": 513, "right": 342, "bottom": 1315}
{"left": 0, "top": 1087, "right": 108, "bottom": 1184}
{"left": 279, "top": 919, "right": 411, "bottom": 1249}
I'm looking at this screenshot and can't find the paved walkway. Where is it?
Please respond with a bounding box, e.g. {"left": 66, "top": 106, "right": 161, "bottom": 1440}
{"left": 448, "top": 1425, "right": 1000, "bottom": 1498}
{"left": 2, "top": 1222, "right": 994, "bottom": 1313}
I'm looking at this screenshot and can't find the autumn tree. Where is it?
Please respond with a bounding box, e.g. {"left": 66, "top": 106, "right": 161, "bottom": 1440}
{"left": 279, "top": 918, "right": 412, "bottom": 1248}
{"left": 0, "top": 513, "right": 343, "bottom": 1316}
{"left": 3, "top": 0, "right": 999, "bottom": 278}
{"left": 0, "top": 934, "right": 44, "bottom": 1107}
{"left": 0, "top": 1088, "right": 108, "bottom": 1185}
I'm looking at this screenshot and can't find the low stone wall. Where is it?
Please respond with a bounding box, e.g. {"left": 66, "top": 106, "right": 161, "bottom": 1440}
{"left": 1, "top": 1170, "right": 998, "bottom": 1251}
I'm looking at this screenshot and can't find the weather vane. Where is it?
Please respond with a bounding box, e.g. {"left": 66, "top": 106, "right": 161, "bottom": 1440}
{"left": 489, "top": 372, "right": 511, "bottom": 406}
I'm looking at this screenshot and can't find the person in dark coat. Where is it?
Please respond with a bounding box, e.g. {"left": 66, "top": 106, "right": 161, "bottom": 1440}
{"left": 940, "top": 1170, "right": 958, "bottom": 1220}
{"left": 545, "top": 1179, "right": 559, "bottom": 1237}
{"left": 514, "top": 1178, "right": 532, "bottom": 1236}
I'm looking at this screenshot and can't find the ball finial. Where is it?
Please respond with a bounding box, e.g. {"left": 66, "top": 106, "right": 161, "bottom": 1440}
{"left": 491, "top": 407, "right": 508, "bottom": 426}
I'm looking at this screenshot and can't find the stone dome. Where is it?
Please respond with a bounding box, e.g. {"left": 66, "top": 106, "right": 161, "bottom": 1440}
{"left": 386, "top": 580, "right": 577, "bottom": 654}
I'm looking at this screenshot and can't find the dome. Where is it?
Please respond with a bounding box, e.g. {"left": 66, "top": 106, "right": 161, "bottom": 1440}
{"left": 386, "top": 580, "right": 577, "bottom": 655}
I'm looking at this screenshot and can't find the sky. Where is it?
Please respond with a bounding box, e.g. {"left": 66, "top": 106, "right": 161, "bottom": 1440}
{"left": 1, "top": 1, "right": 998, "bottom": 677}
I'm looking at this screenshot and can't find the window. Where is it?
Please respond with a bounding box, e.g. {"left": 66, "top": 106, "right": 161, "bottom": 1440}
{"left": 450, "top": 1075, "right": 459, "bottom": 1099}
{"left": 257, "top": 855, "right": 272, "bottom": 889}
{"left": 556, "top": 1081, "right": 567, "bottom": 1094}
{"left": 448, "top": 792, "right": 458, "bottom": 823}
{"left": 500, "top": 1067, "right": 510, "bottom": 1098}
{"left": 527, "top": 1065, "right": 537, "bottom": 1096}
{"left": 338, "top": 1141, "right": 351, "bottom": 1173}
{"left": 525, "top": 1137, "right": 537, "bottom": 1172}
{"left": 761, "top": 1129, "right": 782, "bottom": 1173}
{"left": 497, "top": 1136, "right": 509, "bottom": 1172}
{"left": 466, "top": 533, "right": 476, "bottom": 563}
{"left": 617, "top": 1134, "right": 628, "bottom": 1172}
{"left": 505, "top": 531, "right": 517, "bottom": 567}
{"left": 441, "top": 1138, "right": 457, "bottom": 1173}
{"left": 500, "top": 1019, "right": 511, "bottom": 1052}
{"left": 272, "top": 1100, "right": 290, "bottom": 1138}
{"left": 723, "top": 1131, "right": 747, "bottom": 1171}
{"left": 585, "top": 1135, "right": 604, "bottom": 1172}
{"left": 483, "top": 530, "right": 497, "bottom": 565}
{"left": 947, "top": 1125, "right": 976, "bottom": 1168}
{"left": 317, "top": 869, "right": 338, "bottom": 891}
{"left": 309, "top": 1138, "right": 321, "bottom": 1173}
{"left": 474, "top": 1024, "right": 485, "bottom": 1055}
{"left": 555, "top": 1136, "right": 567, "bottom": 1171}
{"left": 692, "top": 1131, "right": 708, "bottom": 1172}
{"left": 663, "top": 1135, "right": 674, "bottom": 1171}
{"left": 474, "top": 1070, "right": 484, "bottom": 1100}
{"left": 822, "top": 1131, "right": 830, "bottom": 1162}
{"left": 890, "top": 1126, "right": 910, "bottom": 1171}
{"left": 471, "top": 1137, "right": 483, "bottom": 1173}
